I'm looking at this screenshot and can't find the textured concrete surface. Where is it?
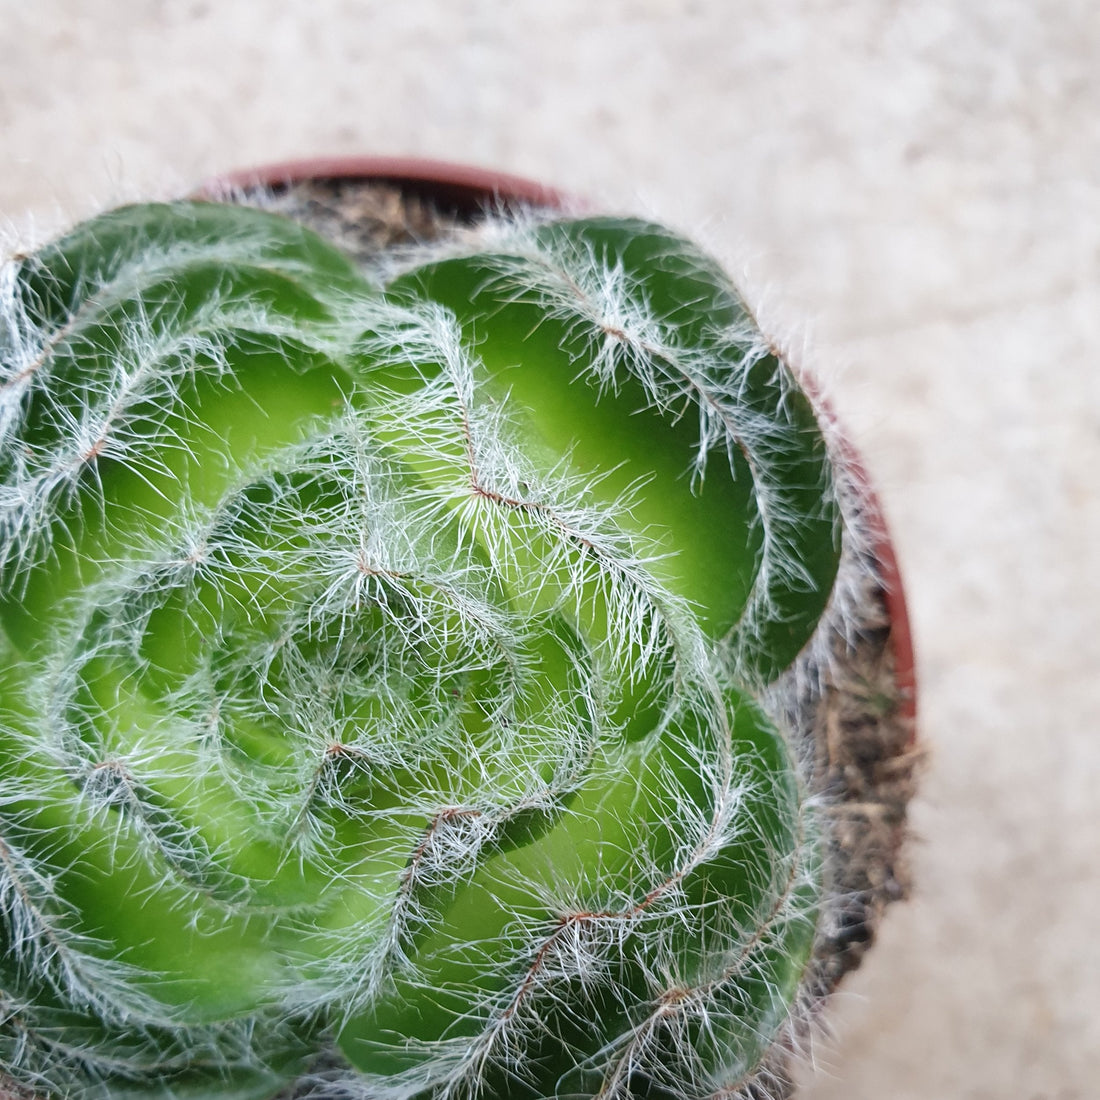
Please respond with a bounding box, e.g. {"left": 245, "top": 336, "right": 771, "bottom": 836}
{"left": 2, "top": 2, "right": 1098, "bottom": 1097}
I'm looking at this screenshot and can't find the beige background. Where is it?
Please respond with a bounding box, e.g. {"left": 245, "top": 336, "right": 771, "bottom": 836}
{"left": 3, "top": 2, "right": 1098, "bottom": 1097}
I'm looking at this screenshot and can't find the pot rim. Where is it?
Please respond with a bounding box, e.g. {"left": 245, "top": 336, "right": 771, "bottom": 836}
{"left": 199, "top": 155, "right": 576, "bottom": 218}
{"left": 199, "top": 155, "right": 916, "bottom": 730}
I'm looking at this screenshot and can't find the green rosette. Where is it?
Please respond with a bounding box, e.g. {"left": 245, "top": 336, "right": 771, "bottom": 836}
{"left": 0, "top": 202, "right": 839, "bottom": 1099}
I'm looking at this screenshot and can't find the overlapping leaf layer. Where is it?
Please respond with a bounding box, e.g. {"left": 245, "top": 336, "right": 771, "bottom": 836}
{"left": 0, "top": 203, "right": 839, "bottom": 1099}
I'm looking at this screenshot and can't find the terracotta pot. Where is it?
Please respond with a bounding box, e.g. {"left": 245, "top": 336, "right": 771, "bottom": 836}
{"left": 201, "top": 155, "right": 916, "bottom": 731}
{"left": 201, "top": 155, "right": 575, "bottom": 220}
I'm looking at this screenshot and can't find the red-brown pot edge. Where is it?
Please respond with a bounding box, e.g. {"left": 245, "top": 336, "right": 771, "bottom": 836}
{"left": 199, "top": 155, "right": 577, "bottom": 220}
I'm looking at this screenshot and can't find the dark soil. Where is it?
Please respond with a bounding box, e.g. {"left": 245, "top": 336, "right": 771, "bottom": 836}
{"left": 231, "top": 177, "right": 464, "bottom": 268}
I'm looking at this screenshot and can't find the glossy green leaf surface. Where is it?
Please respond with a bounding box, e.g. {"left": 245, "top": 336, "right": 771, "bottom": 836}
{"left": 0, "top": 202, "right": 837, "bottom": 1099}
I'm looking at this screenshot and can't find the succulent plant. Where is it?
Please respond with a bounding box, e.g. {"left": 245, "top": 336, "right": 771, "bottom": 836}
{"left": 0, "top": 196, "right": 851, "bottom": 1100}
